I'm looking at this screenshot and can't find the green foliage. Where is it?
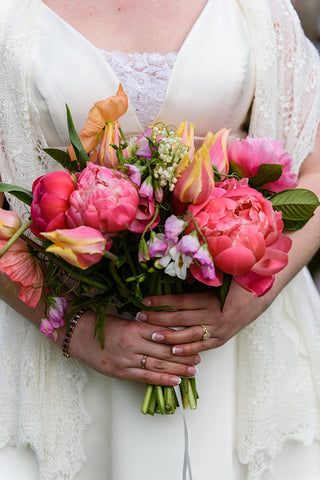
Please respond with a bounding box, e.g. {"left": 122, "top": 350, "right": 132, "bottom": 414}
{"left": 270, "top": 188, "right": 320, "bottom": 230}
{"left": 43, "top": 148, "right": 78, "bottom": 173}
{"left": 66, "top": 104, "right": 90, "bottom": 170}
{"left": 0, "top": 182, "right": 33, "bottom": 205}
{"left": 248, "top": 163, "right": 283, "bottom": 188}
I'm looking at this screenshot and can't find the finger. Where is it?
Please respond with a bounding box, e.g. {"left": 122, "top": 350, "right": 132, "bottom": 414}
{"left": 140, "top": 337, "right": 201, "bottom": 366}
{"left": 137, "top": 308, "right": 210, "bottom": 327}
{"left": 171, "top": 337, "right": 225, "bottom": 356}
{"left": 143, "top": 290, "right": 219, "bottom": 310}
{"left": 151, "top": 325, "right": 212, "bottom": 345}
{"left": 136, "top": 354, "right": 198, "bottom": 378}
{"left": 125, "top": 367, "right": 183, "bottom": 387}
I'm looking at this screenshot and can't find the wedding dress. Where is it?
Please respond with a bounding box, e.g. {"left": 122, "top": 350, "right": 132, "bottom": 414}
{"left": 0, "top": 0, "right": 320, "bottom": 479}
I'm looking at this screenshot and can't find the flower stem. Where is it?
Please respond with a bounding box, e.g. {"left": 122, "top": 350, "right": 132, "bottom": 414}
{"left": 155, "top": 385, "right": 166, "bottom": 414}
{"left": 0, "top": 220, "right": 32, "bottom": 258}
{"left": 141, "top": 384, "right": 154, "bottom": 414}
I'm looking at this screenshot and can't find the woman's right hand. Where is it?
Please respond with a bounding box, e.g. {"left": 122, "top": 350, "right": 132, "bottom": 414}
{"left": 56, "top": 309, "right": 200, "bottom": 386}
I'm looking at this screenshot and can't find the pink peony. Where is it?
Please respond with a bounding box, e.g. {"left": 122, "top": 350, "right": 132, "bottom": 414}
{"left": 128, "top": 196, "right": 160, "bottom": 233}
{"left": 30, "top": 171, "right": 75, "bottom": 238}
{"left": 228, "top": 137, "right": 298, "bottom": 193}
{"left": 188, "top": 180, "right": 291, "bottom": 296}
{"left": 66, "top": 162, "right": 139, "bottom": 234}
{"left": 0, "top": 238, "right": 43, "bottom": 307}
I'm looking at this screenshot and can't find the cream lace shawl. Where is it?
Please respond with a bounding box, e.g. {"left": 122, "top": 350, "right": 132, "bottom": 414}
{"left": 0, "top": 0, "right": 320, "bottom": 479}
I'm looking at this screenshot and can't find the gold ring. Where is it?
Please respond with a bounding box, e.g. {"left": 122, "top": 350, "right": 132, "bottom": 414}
{"left": 141, "top": 355, "right": 147, "bottom": 369}
{"left": 200, "top": 324, "right": 211, "bottom": 341}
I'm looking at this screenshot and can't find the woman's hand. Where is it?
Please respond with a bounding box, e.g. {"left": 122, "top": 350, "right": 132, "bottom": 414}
{"left": 136, "top": 281, "right": 276, "bottom": 356}
{"left": 55, "top": 309, "right": 200, "bottom": 386}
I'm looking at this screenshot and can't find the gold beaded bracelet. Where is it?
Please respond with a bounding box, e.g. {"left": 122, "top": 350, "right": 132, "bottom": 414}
{"left": 62, "top": 308, "right": 88, "bottom": 358}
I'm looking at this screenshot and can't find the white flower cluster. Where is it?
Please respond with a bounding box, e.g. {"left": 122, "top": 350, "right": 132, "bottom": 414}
{"left": 152, "top": 126, "right": 189, "bottom": 190}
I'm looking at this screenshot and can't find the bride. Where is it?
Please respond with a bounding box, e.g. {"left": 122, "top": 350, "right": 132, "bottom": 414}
{"left": 0, "top": 0, "right": 320, "bottom": 478}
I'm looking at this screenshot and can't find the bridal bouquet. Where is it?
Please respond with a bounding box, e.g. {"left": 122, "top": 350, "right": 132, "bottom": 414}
{"left": 0, "top": 85, "right": 319, "bottom": 415}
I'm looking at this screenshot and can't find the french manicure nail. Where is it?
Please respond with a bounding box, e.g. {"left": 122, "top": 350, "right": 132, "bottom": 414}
{"left": 136, "top": 312, "right": 147, "bottom": 321}
{"left": 152, "top": 332, "right": 164, "bottom": 341}
{"left": 142, "top": 298, "right": 152, "bottom": 307}
{"left": 188, "top": 366, "right": 198, "bottom": 376}
{"left": 171, "top": 377, "right": 181, "bottom": 386}
{"left": 194, "top": 356, "right": 201, "bottom": 365}
{"left": 172, "top": 346, "right": 183, "bottom": 355}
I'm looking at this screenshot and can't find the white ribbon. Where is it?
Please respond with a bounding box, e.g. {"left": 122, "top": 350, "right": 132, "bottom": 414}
{"left": 174, "top": 384, "right": 193, "bottom": 480}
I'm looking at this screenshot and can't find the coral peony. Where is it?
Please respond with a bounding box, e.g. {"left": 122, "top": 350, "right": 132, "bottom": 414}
{"left": 66, "top": 162, "right": 139, "bottom": 234}
{"left": 188, "top": 180, "right": 291, "bottom": 296}
{"left": 30, "top": 170, "right": 75, "bottom": 238}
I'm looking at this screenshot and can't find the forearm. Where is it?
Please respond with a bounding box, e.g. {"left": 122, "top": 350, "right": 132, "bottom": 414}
{"left": 0, "top": 270, "right": 45, "bottom": 328}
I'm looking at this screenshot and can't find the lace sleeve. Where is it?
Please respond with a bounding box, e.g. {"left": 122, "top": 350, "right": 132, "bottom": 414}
{"left": 241, "top": 0, "right": 320, "bottom": 173}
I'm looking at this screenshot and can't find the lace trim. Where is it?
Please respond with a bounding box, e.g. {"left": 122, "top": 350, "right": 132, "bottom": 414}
{"left": 98, "top": 50, "right": 177, "bottom": 129}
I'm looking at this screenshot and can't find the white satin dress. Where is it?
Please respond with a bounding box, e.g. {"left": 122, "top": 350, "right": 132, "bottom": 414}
{"left": 1, "top": 0, "right": 320, "bottom": 479}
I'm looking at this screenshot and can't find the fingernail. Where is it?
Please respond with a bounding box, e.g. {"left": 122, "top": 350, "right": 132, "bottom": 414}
{"left": 142, "top": 298, "right": 152, "bottom": 307}
{"left": 194, "top": 356, "right": 201, "bottom": 365}
{"left": 188, "top": 366, "right": 198, "bottom": 376}
{"left": 136, "top": 312, "right": 147, "bottom": 321}
{"left": 170, "top": 377, "right": 181, "bottom": 386}
{"left": 152, "top": 332, "right": 164, "bottom": 341}
{"left": 172, "top": 346, "right": 183, "bottom": 355}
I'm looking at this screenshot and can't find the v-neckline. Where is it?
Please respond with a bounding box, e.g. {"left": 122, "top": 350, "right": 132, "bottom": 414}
{"left": 41, "top": 0, "right": 212, "bottom": 131}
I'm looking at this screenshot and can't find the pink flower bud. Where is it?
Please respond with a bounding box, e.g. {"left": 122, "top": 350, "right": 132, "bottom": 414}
{"left": 0, "top": 209, "right": 21, "bottom": 239}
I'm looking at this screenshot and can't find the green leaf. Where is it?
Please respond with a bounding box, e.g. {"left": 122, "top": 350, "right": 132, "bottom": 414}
{"left": 270, "top": 188, "right": 320, "bottom": 223}
{"left": 43, "top": 148, "right": 78, "bottom": 173}
{"left": 228, "top": 160, "right": 244, "bottom": 178}
{"left": 249, "top": 164, "right": 283, "bottom": 188}
{"left": 0, "top": 182, "right": 33, "bottom": 206}
{"left": 217, "top": 274, "right": 232, "bottom": 310}
{"left": 66, "top": 104, "right": 90, "bottom": 170}
{"left": 282, "top": 218, "right": 310, "bottom": 231}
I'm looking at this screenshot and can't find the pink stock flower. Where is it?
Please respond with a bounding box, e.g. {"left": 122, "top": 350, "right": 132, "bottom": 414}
{"left": 30, "top": 171, "right": 75, "bottom": 238}
{"left": 139, "top": 176, "right": 154, "bottom": 200}
{"left": 128, "top": 196, "right": 160, "bottom": 233}
{"left": 124, "top": 164, "right": 142, "bottom": 187}
{"left": 164, "top": 215, "right": 186, "bottom": 243}
{"left": 42, "top": 226, "right": 107, "bottom": 269}
{"left": 188, "top": 180, "right": 291, "bottom": 296}
{"left": 228, "top": 137, "right": 298, "bottom": 192}
{"left": 47, "top": 296, "right": 68, "bottom": 328}
{"left": 0, "top": 238, "right": 43, "bottom": 307}
{"left": 135, "top": 128, "right": 154, "bottom": 159}
{"left": 0, "top": 209, "right": 21, "bottom": 239}
{"left": 148, "top": 233, "right": 168, "bottom": 258}
{"left": 66, "top": 162, "right": 139, "bottom": 234}
{"left": 40, "top": 318, "right": 54, "bottom": 338}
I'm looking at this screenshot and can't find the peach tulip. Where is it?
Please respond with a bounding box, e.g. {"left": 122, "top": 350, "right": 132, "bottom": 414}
{"left": 174, "top": 145, "right": 215, "bottom": 204}
{"left": 42, "top": 226, "right": 107, "bottom": 269}
{"left": 68, "top": 84, "right": 128, "bottom": 160}
{"left": 204, "top": 128, "right": 229, "bottom": 174}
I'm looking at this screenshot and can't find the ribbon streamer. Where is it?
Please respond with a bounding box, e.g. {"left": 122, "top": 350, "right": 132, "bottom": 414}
{"left": 174, "top": 384, "right": 193, "bottom": 480}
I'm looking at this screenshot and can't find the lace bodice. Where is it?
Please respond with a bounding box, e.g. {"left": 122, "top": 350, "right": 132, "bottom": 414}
{"left": 99, "top": 50, "right": 177, "bottom": 130}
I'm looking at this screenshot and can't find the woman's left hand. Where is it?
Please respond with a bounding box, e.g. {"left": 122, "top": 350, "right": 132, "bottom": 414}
{"left": 137, "top": 281, "right": 275, "bottom": 356}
